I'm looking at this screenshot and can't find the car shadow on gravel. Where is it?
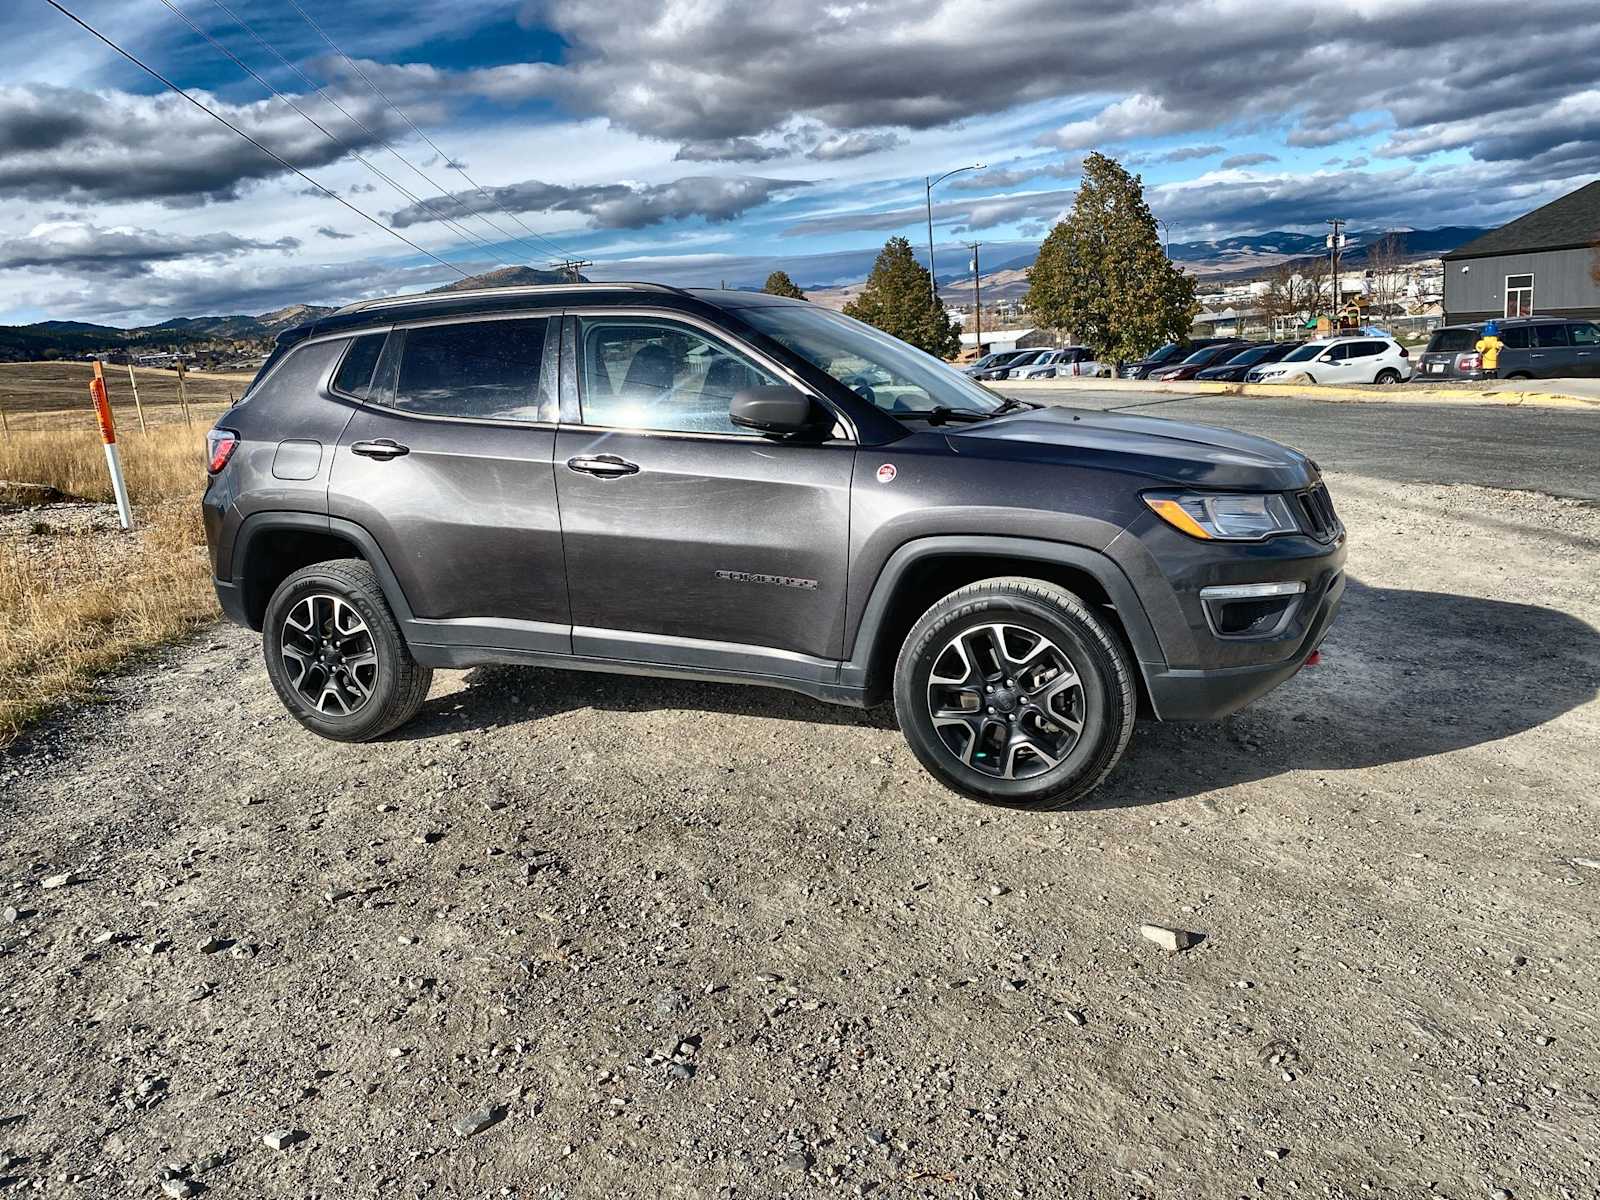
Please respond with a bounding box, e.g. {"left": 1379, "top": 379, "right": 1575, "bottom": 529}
{"left": 386, "top": 578, "right": 1598, "bottom": 811}
{"left": 1083, "top": 578, "right": 1600, "bottom": 809}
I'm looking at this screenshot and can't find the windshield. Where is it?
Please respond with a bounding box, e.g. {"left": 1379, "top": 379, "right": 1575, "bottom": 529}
{"left": 739, "top": 305, "right": 1003, "bottom": 418}
{"left": 1283, "top": 342, "right": 1328, "bottom": 362}
{"left": 1147, "top": 343, "right": 1186, "bottom": 364}
{"left": 1224, "top": 344, "right": 1274, "bottom": 365}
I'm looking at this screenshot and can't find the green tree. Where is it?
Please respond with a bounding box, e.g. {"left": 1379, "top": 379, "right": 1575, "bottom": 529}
{"left": 762, "top": 270, "right": 807, "bottom": 300}
{"left": 843, "top": 236, "right": 962, "bottom": 358}
{"left": 1024, "top": 152, "right": 1198, "bottom": 362}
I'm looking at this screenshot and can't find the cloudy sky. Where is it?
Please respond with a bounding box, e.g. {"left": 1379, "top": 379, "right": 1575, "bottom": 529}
{"left": 1, "top": 0, "right": 1596, "bottom": 325}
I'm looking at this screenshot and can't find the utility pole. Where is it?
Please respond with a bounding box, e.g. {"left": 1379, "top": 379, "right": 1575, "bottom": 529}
{"left": 1325, "top": 217, "right": 1345, "bottom": 324}
{"left": 964, "top": 241, "right": 982, "bottom": 354}
{"left": 549, "top": 258, "right": 592, "bottom": 283}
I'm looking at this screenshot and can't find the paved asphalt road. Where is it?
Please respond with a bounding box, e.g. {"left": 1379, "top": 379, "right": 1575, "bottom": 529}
{"left": 999, "top": 386, "right": 1600, "bottom": 501}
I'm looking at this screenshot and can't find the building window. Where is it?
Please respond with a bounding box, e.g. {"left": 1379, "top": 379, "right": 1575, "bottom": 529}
{"left": 1505, "top": 273, "right": 1534, "bottom": 318}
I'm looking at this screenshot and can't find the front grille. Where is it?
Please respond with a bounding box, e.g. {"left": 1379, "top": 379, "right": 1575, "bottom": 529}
{"left": 1296, "top": 482, "right": 1341, "bottom": 541}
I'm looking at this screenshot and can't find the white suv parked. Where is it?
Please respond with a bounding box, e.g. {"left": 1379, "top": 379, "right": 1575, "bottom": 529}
{"left": 1248, "top": 336, "right": 1414, "bottom": 385}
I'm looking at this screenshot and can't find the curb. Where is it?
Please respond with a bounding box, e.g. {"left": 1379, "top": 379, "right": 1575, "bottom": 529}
{"left": 999, "top": 378, "right": 1600, "bottom": 410}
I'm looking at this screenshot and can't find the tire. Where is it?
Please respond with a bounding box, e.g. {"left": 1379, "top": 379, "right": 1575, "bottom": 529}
{"left": 1374, "top": 368, "right": 1401, "bottom": 385}
{"left": 262, "top": 558, "right": 432, "bottom": 741}
{"left": 1504, "top": 371, "right": 1532, "bottom": 380}
{"left": 893, "top": 577, "right": 1136, "bottom": 810}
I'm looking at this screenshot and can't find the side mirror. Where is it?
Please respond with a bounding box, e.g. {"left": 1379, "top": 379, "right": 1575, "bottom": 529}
{"left": 729, "top": 386, "right": 825, "bottom": 435}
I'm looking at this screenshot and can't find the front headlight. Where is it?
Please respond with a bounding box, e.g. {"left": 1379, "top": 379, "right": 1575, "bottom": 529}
{"left": 1143, "top": 490, "right": 1301, "bottom": 540}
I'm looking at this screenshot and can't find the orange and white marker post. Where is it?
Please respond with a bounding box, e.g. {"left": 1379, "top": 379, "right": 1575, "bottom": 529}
{"left": 89, "top": 360, "right": 134, "bottom": 530}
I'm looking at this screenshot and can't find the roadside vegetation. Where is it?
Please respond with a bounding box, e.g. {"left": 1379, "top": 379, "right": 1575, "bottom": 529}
{"left": 0, "top": 420, "right": 216, "bottom": 741}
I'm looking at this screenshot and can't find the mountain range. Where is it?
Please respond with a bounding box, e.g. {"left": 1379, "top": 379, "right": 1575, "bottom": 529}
{"left": 0, "top": 229, "right": 1486, "bottom": 360}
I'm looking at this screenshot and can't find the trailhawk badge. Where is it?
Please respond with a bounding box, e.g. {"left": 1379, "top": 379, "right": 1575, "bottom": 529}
{"left": 876, "top": 463, "right": 897, "bottom": 484}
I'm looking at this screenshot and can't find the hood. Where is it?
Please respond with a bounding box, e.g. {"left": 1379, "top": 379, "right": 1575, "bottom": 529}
{"left": 945, "top": 405, "right": 1318, "bottom": 490}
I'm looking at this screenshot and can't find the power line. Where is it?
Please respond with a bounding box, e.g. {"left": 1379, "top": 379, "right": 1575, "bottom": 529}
{"left": 204, "top": 0, "right": 564, "bottom": 268}
{"left": 155, "top": 0, "right": 528, "bottom": 269}
{"left": 41, "top": 0, "right": 472, "bottom": 279}
{"left": 282, "top": 0, "right": 581, "bottom": 263}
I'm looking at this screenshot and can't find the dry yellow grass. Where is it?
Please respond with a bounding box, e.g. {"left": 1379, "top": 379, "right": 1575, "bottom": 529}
{"left": 0, "top": 360, "right": 249, "bottom": 431}
{"left": 0, "top": 424, "right": 217, "bottom": 741}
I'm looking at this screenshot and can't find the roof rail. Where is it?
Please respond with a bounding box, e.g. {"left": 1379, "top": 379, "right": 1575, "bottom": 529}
{"left": 331, "top": 280, "right": 689, "bottom": 317}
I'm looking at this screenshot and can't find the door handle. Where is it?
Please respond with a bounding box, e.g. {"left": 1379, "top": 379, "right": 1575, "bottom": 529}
{"left": 567, "top": 454, "right": 639, "bottom": 478}
{"left": 350, "top": 438, "right": 410, "bottom": 461}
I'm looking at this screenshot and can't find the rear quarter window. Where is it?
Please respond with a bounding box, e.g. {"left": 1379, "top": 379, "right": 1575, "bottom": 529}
{"left": 331, "top": 333, "right": 387, "bottom": 399}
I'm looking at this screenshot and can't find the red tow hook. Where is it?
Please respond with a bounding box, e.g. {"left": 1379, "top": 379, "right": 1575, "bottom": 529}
{"left": 1304, "top": 650, "right": 1322, "bottom": 667}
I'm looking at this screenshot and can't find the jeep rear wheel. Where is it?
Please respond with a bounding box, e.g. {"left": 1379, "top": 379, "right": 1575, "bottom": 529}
{"left": 262, "top": 558, "right": 432, "bottom": 741}
{"left": 893, "top": 578, "right": 1135, "bottom": 809}
{"left": 1374, "top": 368, "right": 1402, "bottom": 385}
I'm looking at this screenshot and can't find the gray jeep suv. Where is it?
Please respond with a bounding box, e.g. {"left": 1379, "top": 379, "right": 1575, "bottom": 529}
{"left": 204, "top": 283, "right": 1345, "bottom": 809}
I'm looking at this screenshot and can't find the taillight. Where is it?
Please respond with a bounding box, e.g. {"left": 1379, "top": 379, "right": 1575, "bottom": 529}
{"left": 207, "top": 429, "right": 239, "bottom": 474}
{"left": 1458, "top": 352, "right": 1481, "bottom": 371}
{"left": 1398, "top": 346, "right": 1409, "bottom": 357}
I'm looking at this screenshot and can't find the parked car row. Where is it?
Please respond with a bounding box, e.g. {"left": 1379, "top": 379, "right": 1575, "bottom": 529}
{"left": 963, "top": 346, "right": 1112, "bottom": 380}
{"left": 1417, "top": 316, "right": 1600, "bottom": 380}
{"left": 1121, "top": 335, "right": 1415, "bottom": 386}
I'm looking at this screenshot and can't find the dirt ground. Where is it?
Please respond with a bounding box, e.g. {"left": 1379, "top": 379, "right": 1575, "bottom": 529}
{"left": 1, "top": 470, "right": 1597, "bottom": 1199}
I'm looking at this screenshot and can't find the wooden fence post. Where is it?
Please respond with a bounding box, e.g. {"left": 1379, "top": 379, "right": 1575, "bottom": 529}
{"left": 176, "top": 360, "right": 192, "bottom": 425}
{"left": 125, "top": 362, "right": 147, "bottom": 433}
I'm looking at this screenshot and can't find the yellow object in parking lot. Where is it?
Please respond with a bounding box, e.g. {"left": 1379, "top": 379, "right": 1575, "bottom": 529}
{"left": 1476, "top": 333, "right": 1503, "bottom": 370}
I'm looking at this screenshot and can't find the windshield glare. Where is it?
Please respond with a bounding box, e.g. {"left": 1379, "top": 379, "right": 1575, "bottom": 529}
{"left": 1283, "top": 342, "right": 1327, "bottom": 362}
{"left": 739, "top": 305, "right": 1003, "bottom": 418}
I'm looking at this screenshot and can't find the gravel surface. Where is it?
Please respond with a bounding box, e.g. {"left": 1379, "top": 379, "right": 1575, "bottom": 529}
{"left": 2, "top": 471, "right": 1598, "bottom": 1198}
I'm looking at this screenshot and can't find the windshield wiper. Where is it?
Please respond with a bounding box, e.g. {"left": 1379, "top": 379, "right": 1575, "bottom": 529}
{"left": 903, "top": 405, "right": 992, "bottom": 425}
{"left": 988, "top": 397, "right": 1038, "bottom": 417}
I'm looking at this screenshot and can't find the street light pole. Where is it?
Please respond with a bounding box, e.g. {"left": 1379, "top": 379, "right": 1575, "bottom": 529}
{"left": 924, "top": 163, "right": 986, "bottom": 303}
{"left": 1155, "top": 217, "right": 1171, "bottom": 256}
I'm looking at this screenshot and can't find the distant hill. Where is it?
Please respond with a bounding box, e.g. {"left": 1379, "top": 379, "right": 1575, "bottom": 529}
{"left": 429, "top": 265, "right": 574, "bottom": 292}
{"left": 0, "top": 265, "right": 583, "bottom": 362}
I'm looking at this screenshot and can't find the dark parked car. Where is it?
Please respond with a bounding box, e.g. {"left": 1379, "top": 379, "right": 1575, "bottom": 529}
{"left": 1119, "top": 337, "right": 1238, "bottom": 379}
{"left": 1195, "top": 342, "right": 1298, "bottom": 382}
{"left": 1417, "top": 318, "right": 1600, "bottom": 380}
{"left": 204, "top": 283, "right": 1344, "bottom": 810}
{"left": 970, "top": 348, "right": 1050, "bottom": 380}
{"left": 961, "top": 348, "right": 1034, "bottom": 378}
{"left": 1147, "top": 340, "right": 1252, "bottom": 382}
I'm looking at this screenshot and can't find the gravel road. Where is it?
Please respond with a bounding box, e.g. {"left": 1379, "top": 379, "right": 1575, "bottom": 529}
{"left": 3, "top": 471, "right": 1598, "bottom": 1199}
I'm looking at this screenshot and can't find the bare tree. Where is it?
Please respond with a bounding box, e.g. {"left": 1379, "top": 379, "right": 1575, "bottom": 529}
{"left": 1363, "top": 233, "right": 1408, "bottom": 317}
{"left": 1260, "top": 263, "right": 1322, "bottom": 336}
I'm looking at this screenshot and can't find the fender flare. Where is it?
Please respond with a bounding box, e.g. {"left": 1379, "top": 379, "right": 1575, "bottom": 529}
{"left": 839, "top": 534, "right": 1167, "bottom": 691}
{"left": 231, "top": 510, "right": 416, "bottom": 626}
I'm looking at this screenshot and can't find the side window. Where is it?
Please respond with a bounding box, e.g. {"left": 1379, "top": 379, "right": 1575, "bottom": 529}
{"left": 392, "top": 318, "right": 552, "bottom": 420}
{"left": 331, "top": 333, "right": 386, "bottom": 399}
{"left": 1355, "top": 341, "right": 1388, "bottom": 358}
{"left": 1532, "top": 324, "right": 1570, "bottom": 348}
{"left": 577, "top": 318, "right": 782, "bottom": 434}
{"left": 1572, "top": 324, "right": 1600, "bottom": 347}
{"left": 1323, "top": 344, "right": 1351, "bottom": 361}
{"left": 1500, "top": 326, "right": 1531, "bottom": 350}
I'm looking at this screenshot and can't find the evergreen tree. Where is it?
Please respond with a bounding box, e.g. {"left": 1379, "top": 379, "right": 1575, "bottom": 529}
{"left": 1024, "top": 152, "right": 1198, "bottom": 362}
{"left": 762, "top": 270, "right": 807, "bottom": 300}
{"left": 843, "top": 236, "right": 962, "bottom": 359}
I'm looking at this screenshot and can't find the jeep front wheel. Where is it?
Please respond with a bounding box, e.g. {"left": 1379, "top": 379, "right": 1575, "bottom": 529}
{"left": 262, "top": 558, "right": 432, "bottom": 741}
{"left": 893, "top": 578, "right": 1136, "bottom": 809}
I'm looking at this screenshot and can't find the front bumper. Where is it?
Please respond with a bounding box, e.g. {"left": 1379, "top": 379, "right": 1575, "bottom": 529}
{"left": 1143, "top": 567, "right": 1344, "bottom": 719}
